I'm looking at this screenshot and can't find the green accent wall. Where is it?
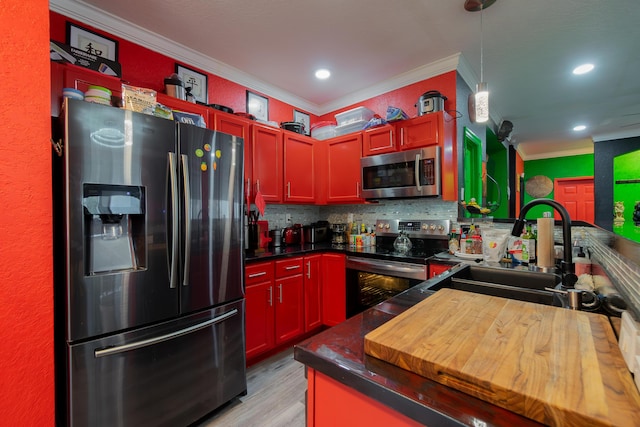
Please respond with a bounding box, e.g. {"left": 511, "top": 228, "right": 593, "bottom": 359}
{"left": 523, "top": 154, "right": 594, "bottom": 219}
{"left": 486, "top": 128, "right": 508, "bottom": 218}
{"left": 613, "top": 149, "right": 640, "bottom": 242}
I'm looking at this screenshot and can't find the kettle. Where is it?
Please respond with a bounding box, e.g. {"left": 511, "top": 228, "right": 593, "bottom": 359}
{"left": 393, "top": 231, "right": 413, "bottom": 254}
{"left": 164, "top": 73, "right": 186, "bottom": 101}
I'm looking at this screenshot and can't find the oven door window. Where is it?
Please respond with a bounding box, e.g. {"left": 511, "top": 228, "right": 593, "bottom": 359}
{"left": 346, "top": 269, "right": 424, "bottom": 317}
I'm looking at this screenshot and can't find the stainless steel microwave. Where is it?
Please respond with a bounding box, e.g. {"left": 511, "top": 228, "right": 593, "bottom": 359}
{"left": 360, "top": 146, "right": 441, "bottom": 199}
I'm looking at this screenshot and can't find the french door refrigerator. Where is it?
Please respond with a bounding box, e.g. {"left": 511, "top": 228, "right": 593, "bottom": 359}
{"left": 53, "top": 99, "right": 247, "bottom": 427}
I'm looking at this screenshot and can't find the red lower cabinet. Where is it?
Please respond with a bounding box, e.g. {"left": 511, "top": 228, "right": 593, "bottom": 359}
{"left": 321, "top": 253, "right": 346, "bottom": 326}
{"left": 307, "top": 369, "right": 422, "bottom": 427}
{"left": 304, "top": 254, "right": 323, "bottom": 332}
{"left": 429, "top": 261, "right": 453, "bottom": 278}
{"left": 245, "top": 262, "right": 275, "bottom": 360}
{"left": 274, "top": 269, "right": 305, "bottom": 344}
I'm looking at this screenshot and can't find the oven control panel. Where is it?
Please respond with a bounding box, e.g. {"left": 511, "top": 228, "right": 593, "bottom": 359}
{"left": 375, "top": 219, "right": 450, "bottom": 238}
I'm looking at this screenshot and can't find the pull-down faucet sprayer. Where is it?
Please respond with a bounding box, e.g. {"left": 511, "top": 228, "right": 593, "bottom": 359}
{"left": 511, "top": 198, "right": 578, "bottom": 289}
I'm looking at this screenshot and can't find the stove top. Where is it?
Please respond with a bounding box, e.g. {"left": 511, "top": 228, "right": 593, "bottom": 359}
{"left": 345, "top": 219, "right": 451, "bottom": 264}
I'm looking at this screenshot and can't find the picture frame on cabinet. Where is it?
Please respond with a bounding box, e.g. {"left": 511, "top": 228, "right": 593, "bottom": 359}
{"left": 247, "top": 91, "right": 269, "bottom": 122}
{"left": 66, "top": 22, "right": 119, "bottom": 62}
{"left": 293, "top": 110, "right": 310, "bottom": 135}
{"left": 176, "top": 64, "right": 208, "bottom": 104}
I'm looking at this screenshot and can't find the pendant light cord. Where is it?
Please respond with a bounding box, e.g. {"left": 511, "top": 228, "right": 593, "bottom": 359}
{"left": 480, "top": 2, "right": 484, "bottom": 83}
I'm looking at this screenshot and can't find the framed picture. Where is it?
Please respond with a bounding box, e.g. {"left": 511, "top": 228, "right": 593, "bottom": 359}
{"left": 293, "top": 110, "right": 310, "bottom": 135}
{"left": 246, "top": 91, "right": 269, "bottom": 122}
{"left": 66, "top": 22, "right": 119, "bottom": 62}
{"left": 176, "top": 64, "right": 209, "bottom": 104}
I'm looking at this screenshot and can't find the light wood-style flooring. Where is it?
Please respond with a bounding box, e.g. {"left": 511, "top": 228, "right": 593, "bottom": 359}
{"left": 195, "top": 348, "right": 307, "bottom": 427}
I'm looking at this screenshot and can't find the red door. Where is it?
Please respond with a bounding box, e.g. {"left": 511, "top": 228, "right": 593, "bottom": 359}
{"left": 554, "top": 177, "right": 594, "bottom": 223}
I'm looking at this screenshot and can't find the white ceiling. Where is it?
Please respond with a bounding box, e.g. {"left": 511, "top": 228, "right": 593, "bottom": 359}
{"left": 51, "top": 0, "right": 640, "bottom": 159}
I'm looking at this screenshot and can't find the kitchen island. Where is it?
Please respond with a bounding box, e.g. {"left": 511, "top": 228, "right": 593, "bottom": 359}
{"left": 293, "top": 277, "right": 545, "bottom": 426}
{"left": 294, "top": 271, "right": 639, "bottom": 427}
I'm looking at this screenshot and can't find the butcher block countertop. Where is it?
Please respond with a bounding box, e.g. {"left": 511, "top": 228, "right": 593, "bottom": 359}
{"left": 364, "top": 289, "right": 640, "bottom": 427}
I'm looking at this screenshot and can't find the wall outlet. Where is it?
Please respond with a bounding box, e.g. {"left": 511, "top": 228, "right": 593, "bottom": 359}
{"left": 347, "top": 213, "right": 354, "bottom": 224}
{"left": 285, "top": 214, "right": 292, "bottom": 224}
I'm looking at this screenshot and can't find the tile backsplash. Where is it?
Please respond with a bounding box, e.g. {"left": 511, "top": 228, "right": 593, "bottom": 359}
{"left": 258, "top": 199, "right": 459, "bottom": 230}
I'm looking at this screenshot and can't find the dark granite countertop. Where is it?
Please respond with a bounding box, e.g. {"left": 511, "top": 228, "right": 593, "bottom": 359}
{"left": 293, "top": 280, "right": 544, "bottom": 427}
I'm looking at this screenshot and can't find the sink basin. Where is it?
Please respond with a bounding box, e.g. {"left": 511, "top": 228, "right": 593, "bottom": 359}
{"left": 427, "top": 265, "right": 564, "bottom": 307}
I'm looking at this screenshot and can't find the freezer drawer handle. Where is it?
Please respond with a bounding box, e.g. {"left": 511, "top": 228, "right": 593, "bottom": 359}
{"left": 94, "top": 308, "right": 239, "bottom": 358}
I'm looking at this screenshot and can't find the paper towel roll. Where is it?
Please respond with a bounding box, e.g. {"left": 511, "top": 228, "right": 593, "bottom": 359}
{"left": 537, "top": 215, "right": 555, "bottom": 267}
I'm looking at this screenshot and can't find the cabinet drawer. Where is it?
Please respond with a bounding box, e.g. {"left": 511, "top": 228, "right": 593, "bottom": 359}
{"left": 245, "top": 261, "right": 274, "bottom": 285}
{"left": 275, "top": 257, "right": 304, "bottom": 278}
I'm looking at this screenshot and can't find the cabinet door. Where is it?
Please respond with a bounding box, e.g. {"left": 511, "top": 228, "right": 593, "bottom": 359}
{"left": 429, "top": 262, "right": 452, "bottom": 278}
{"left": 304, "top": 254, "right": 323, "bottom": 332}
{"left": 283, "top": 133, "right": 315, "bottom": 203}
{"left": 214, "top": 112, "right": 252, "bottom": 200}
{"left": 252, "top": 124, "right": 283, "bottom": 202}
{"left": 321, "top": 253, "right": 346, "bottom": 326}
{"left": 398, "top": 112, "right": 441, "bottom": 150}
{"left": 274, "top": 274, "right": 305, "bottom": 344}
{"left": 245, "top": 262, "right": 275, "bottom": 360}
{"left": 363, "top": 124, "right": 396, "bottom": 156}
{"left": 326, "top": 133, "right": 364, "bottom": 203}
{"left": 245, "top": 281, "right": 274, "bottom": 360}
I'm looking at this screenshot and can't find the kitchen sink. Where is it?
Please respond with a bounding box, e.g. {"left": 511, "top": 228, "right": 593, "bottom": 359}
{"left": 426, "top": 264, "right": 564, "bottom": 307}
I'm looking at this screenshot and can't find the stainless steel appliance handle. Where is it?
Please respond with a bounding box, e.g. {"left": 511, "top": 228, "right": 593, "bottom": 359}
{"left": 168, "top": 152, "right": 179, "bottom": 289}
{"left": 94, "top": 308, "right": 239, "bottom": 358}
{"left": 181, "top": 154, "right": 191, "bottom": 286}
{"left": 346, "top": 256, "right": 427, "bottom": 281}
{"left": 248, "top": 271, "right": 267, "bottom": 278}
{"left": 414, "top": 153, "right": 422, "bottom": 192}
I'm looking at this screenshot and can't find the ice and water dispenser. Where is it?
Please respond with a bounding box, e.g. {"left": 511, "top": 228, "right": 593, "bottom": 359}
{"left": 82, "top": 184, "right": 146, "bottom": 275}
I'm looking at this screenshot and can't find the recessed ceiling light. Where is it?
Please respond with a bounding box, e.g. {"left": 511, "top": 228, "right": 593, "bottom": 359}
{"left": 315, "top": 69, "right": 331, "bottom": 80}
{"left": 573, "top": 125, "right": 587, "bottom": 131}
{"left": 572, "top": 63, "right": 594, "bottom": 75}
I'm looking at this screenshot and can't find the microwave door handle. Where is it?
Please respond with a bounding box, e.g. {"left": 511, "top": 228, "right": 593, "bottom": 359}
{"left": 414, "top": 153, "right": 422, "bottom": 192}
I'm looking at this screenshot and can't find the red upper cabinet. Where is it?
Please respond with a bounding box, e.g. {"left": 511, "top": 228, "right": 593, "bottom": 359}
{"left": 397, "top": 112, "right": 442, "bottom": 151}
{"left": 325, "top": 133, "right": 364, "bottom": 204}
{"left": 283, "top": 132, "right": 316, "bottom": 203}
{"left": 362, "top": 124, "right": 396, "bottom": 156}
{"left": 213, "top": 111, "right": 252, "bottom": 199}
{"left": 252, "top": 123, "right": 283, "bottom": 203}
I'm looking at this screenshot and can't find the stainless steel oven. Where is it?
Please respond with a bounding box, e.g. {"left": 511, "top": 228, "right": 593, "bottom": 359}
{"left": 360, "top": 146, "right": 440, "bottom": 199}
{"left": 345, "top": 256, "right": 428, "bottom": 317}
{"left": 344, "top": 219, "right": 450, "bottom": 318}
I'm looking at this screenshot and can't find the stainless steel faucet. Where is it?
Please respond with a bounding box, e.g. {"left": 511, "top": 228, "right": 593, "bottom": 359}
{"left": 511, "top": 198, "right": 578, "bottom": 289}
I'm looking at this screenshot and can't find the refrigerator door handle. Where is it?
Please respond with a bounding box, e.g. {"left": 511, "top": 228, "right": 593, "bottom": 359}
{"left": 168, "top": 152, "right": 179, "bottom": 289}
{"left": 94, "top": 308, "right": 239, "bottom": 358}
{"left": 181, "top": 154, "right": 191, "bottom": 287}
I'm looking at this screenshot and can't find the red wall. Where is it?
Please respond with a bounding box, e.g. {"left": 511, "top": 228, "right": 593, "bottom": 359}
{"left": 319, "top": 71, "right": 457, "bottom": 123}
{"left": 50, "top": 12, "right": 312, "bottom": 124}
{"left": 1, "top": 0, "right": 55, "bottom": 424}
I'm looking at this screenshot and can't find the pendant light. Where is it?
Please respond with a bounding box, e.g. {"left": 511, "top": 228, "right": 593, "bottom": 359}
{"left": 465, "top": 0, "right": 494, "bottom": 123}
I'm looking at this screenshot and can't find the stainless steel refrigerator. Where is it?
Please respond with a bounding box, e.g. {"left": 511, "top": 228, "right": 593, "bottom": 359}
{"left": 53, "top": 99, "right": 247, "bottom": 426}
